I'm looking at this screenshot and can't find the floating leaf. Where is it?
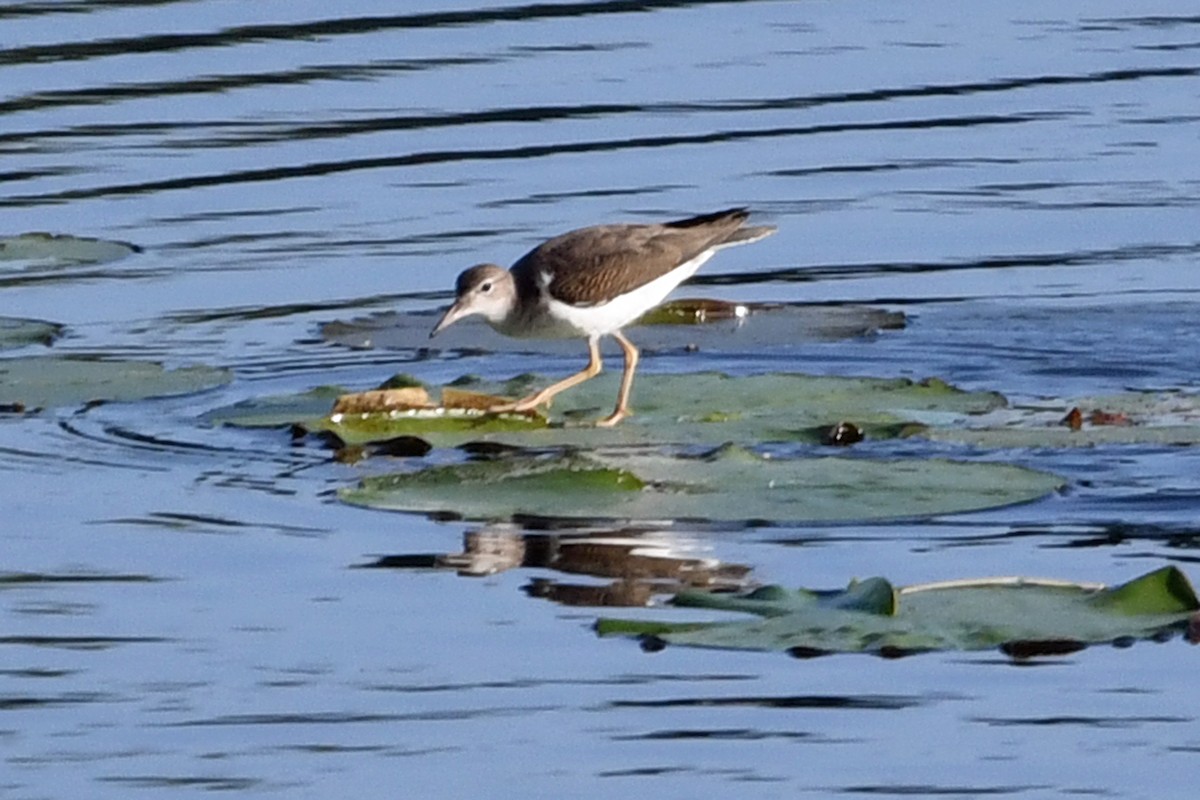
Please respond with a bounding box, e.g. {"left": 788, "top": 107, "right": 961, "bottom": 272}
{"left": 320, "top": 382, "right": 546, "bottom": 442}
{"left": 203, "top": 376, "right": 546, "bottom": 440}
{"left": 928, "top": 391, "right": 1200, "bottom": 447}
{"left": 0, "top": 233, "right": 140, "bottom": 267}
{"left": 200, "top": 385, "right": 346, "bottom": 429}
{"left": 207, "top": 373, "right": 1200, "bottom": 449}
{"left": 204, "top": 371, "right": 1001, "bottom": 448}
{"left": 0, "top": 317, "right": 64, "bottom": 350}
{"left": 596, "top": 567, "right": 1199, "bottom": 657}
{"left": 1, "top": 356, "right": 231, "bottom": 409}
{"left": 340, "top": 446, "right": 1064, "bottom": 524}
{"left": 321, "top": 301, "right": 905, "bottom": 352}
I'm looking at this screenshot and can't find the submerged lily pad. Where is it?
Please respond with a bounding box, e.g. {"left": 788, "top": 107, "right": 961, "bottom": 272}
{"left": 321, "top": 300, "right": 905, "bottom": 353}
{"left": 340, "top": 446, "right": 1064, "bottom": 524}
{"left": 0, "top": 317, "right": 64, "bottom": 350}
{"left": 200, "top": 385, "right": 347, "bottom": 428}
{"left": 0, "top": 233, "right": 141, "bottom": 267}
{"left": 929, "top": 391, "right": 1200, "bottom": 447}
{"left": 1, "top": 356, "right": 231, "bottom": 409}
{"left": 205, "top": 371, "right": 1003, "bottom": 448}
{"left": 596, "top": 566, "right": 1199, "bottom": 657}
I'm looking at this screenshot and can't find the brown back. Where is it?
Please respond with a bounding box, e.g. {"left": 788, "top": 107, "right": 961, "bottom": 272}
{"left": 511, "top": 208, "right": 773, "bottom": 307}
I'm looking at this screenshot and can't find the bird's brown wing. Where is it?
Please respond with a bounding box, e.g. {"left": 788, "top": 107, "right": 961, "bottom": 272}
{"left": 515, "top": 210, "right": 751, "bottom": 307}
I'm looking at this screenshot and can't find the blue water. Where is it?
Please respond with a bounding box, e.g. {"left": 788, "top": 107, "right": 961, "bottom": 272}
{"left": 3, "top": 1, "right": 1200, "bottom": 796}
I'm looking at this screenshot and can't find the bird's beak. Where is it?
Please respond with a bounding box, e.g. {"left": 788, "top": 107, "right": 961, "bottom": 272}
{"left": 430, "top": 301, "right": 467, "bottom": 338}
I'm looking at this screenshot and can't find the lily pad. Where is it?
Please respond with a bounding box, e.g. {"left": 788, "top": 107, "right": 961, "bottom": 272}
{"left": 201, "top": 385, "right": 358, "bottom": 429}
{"left": 0, "top": 317, "right": 64, "bottom": 350}
{"left": 0, "top": 233, "right": 141, "bottom": 267}
{"left": 320, "top": 300, "right": 905, "bottom": 353}
{"left": 1, "top": 356, "right": 232, "bottom": 410}
{"left": 928, "top": 391, "right": 1200, "bottom": 447}
{"left": 323, "top": 384, "right": 547, "bottom": 437}
{"left": 596, "top": 566, "right": 1199, "bottom": 657}
{"left": 204, "top": 371, "right": 1003, "bottom": 448}
{"left": 202, "top": 381, "right": 547, "bottom": 439}
{"left": 339, "top": 445, "right": 1064, "bottom": 524}
{"left": 206, "top": 371, "right": 1200, "bottom": 450}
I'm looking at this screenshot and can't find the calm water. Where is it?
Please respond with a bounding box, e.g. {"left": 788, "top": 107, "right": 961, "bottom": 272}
{"left": 3, "top": 1, "right": 1200, "bottom": 796}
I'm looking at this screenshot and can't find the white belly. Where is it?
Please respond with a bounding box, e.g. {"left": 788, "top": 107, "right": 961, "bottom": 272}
{"left": 541, "top": 249, "right": 716, "bottom": 338}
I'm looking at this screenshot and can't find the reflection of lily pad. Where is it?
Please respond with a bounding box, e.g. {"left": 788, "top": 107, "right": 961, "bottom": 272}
{"left": 0, "top": 317, "right": 64, "bottom": 350}
{"left": 340, "top": 446, "right": 1064, "bottom": 524}
{"left": 1, "top": 357, "right": 231, "bottom": 409}
{"left": 596, "top": 566, "right": 1199, "bottom": 657}
{"left": 0, "top": 233, "right": 141, "bottom": 267}
{"left": 321, "top": 301, "right": 905, "bottom": 352}
{"left": 205, "top": 372, "right": 1002, "bottom": 448}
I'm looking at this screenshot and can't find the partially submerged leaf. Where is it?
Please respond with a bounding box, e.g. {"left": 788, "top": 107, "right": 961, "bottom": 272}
{"left": 1090, "top": 565, "right": 1199, "bottom": 615}
{"left": 321, "top": 301, "right": 906, "bottom": 352}
{"left": 0, "top": 233, "right": 140, "bottom": 267}
{"left": 636, "top": 298, "right": 753, "bottom": 325}
{"left": 339, "top": 446, "right": 1064, "bottom": 524}
{"left": 930, "top": 391, "right": 1200, "bottom": 447}
{"left": 201, "top": 385, "right": 346, "bottom": 429}
{"left": 0, "top": 357, "right": 231, "bottom": 409}
{"left": 0, "top": 317, "right": 64, "bottom": 350}
{"left": 596, "top": 567, "right": 1199, "bottom": 657}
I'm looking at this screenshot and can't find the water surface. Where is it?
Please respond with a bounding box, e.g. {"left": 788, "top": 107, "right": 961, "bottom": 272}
{"left": 3, "top": 1, "right": 1200, "bottom": 796}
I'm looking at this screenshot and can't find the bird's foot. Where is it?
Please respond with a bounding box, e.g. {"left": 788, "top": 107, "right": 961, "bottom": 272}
{"left": 488, "top": 391, "right": 552, "bottom": 415}
{"left": 595, "top": 407, "right": 630, "bottom": 428}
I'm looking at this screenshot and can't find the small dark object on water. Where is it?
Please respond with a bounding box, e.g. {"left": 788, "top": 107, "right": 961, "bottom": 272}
{"left": 823, "top": 421, "right": 864, "bottom": 446}
{"left": 1061, "top": 407, "right": 1083, "bottom": 431}
{"left": 787, "top": 646, "right": 831, "bottom": 659}
{"left": 1000, "top": 639, "right": 1087, "bottom": 659}
{"left": 639, "top": 634, "right": 668, "bottom": 653}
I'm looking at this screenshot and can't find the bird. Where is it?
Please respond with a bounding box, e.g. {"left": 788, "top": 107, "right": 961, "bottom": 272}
{"left": 429, "top": 207, "right": 775, "bottom": 426}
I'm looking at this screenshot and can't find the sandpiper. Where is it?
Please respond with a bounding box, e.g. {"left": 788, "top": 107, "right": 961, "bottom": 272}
{"left": 430, "top": 207, "right": 775, "bottom": 426}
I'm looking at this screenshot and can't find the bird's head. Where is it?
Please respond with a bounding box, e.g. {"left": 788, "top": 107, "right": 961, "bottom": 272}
{"left": 430, "top": 264, "right": 516, "bottom": 337}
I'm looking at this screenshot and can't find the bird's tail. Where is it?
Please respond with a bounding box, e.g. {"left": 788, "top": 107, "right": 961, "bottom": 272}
{"left": 667, "top": 207, "right": 777, "bottom": 246}
{"left": 666, "top": 207, "right": 749, "bottom": 229}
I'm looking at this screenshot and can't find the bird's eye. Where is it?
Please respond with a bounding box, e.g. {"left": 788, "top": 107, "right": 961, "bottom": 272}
{"left": 480, "top": 281, "right": 493, "bottom": 293}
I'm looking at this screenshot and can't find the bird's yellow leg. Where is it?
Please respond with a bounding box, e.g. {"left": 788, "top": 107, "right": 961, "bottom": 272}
{"left": 595, "top": 330, "right": 639, "bottom": 427}
{"left": 489, "top": 337, "right": 604, "bottom": 413}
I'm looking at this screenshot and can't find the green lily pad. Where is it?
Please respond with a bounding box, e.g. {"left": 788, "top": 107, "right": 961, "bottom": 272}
{"left": 0, "top": 356, "right": 232, "bottom": 410}
{"left": 596, "top": 566, "right": 1199, "bottom": 657}
{"left": 0, "top": 233, "right": 141, "bottom": 267}
{"left": 204, "top": 371, "right": 1003, "bottom": 448}
{"left": 0, "top": 317, "right": 64, "bottom": 350}
{"left": 201, "top": 382, "right": 548, "bottom": 439}
{"left": 214, "top": 374, "right": 1200, "bottom": 450}
{"left": 339, "top": 446, "right": 1064, "bottom": 523}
